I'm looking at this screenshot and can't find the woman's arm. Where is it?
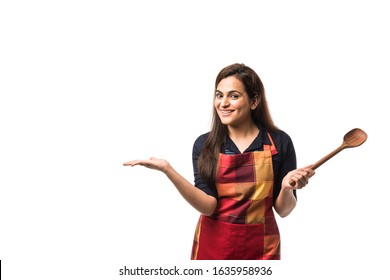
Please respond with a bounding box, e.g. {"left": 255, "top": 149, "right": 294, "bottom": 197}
{"left": 274, "top": 166, "right": 314, "bottom": 217}
{"left": 123, "top": 157, "right": 217, "bottom": 216}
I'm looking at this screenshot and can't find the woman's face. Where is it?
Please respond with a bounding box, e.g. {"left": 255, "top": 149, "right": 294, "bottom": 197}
{"left": 214, "top": 76, "right": 257, "bottom": 127}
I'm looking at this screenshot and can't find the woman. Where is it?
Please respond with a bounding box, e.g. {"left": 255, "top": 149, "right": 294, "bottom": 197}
{"left": 123, "top": 63, "right": 314, "bottom": 260}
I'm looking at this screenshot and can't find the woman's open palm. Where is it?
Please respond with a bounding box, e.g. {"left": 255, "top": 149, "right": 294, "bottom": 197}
{"left": 123, "top": 157, "right": 169, "bottom": 172}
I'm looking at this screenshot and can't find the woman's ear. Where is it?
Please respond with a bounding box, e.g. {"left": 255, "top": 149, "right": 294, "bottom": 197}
{"left": 251, "top": 95, "right": 260, "bottom": 110}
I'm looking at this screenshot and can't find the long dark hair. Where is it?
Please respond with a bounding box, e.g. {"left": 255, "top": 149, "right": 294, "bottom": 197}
{"left": 198, "top": 63, "right": 279, "bottom": 187}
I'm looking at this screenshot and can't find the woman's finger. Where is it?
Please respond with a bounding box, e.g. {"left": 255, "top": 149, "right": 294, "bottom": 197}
{"left": 123, "top": 160, "right": 142, "bottom": 166}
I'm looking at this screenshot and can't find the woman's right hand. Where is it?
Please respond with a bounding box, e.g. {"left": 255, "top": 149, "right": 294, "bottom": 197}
{"left": 123, "top": 156, "right": 217, "bottom": 215}
{"left": 123, "top": 157, "right": 170, "bottom": 173}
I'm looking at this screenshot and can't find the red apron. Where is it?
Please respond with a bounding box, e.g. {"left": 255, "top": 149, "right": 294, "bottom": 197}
{"left": 191, "top": 135, "right": 280, "bottom": 260}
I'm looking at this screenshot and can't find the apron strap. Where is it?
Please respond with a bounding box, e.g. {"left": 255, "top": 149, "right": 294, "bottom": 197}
{"left": 267, "top": 132, "right": 278, "bottom": 155}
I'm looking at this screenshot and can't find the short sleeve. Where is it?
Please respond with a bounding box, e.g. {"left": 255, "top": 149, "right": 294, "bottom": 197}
{"left": 192, "top": 133, "right": 218, "bottom": 199}
{"left": 271, "top": 130, "right": 297, "bottom": 201}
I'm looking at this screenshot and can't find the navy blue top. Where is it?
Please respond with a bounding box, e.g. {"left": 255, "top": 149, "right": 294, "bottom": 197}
{"left": 192, "top": 126, "right": 297, "bottom": 203}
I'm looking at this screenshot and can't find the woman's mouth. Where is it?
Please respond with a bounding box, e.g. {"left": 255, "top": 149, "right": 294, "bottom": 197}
{"left": 220, "top": 110, "right": 233, "bottom": 117}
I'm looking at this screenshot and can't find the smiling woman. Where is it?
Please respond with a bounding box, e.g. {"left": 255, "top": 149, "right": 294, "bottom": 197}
{"left": 215, "top": 76, "right": 259, "bottom": 129}
{"left": 214, "top": 76, "right": 260, "bottom": 152}
{"left": 123, "top": 63, "right": 315, "bottom": 260}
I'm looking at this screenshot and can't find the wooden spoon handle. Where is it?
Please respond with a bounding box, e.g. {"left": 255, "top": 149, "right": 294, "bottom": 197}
{"left": 289, "top": 145, "right": 345, "bottom": 187}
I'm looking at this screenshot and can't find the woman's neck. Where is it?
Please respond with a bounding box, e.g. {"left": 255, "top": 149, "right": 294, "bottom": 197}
{"left": 228, "top": 122, "right": 259, "bottom": 140}
{"left": 227, "top": 122, "right": 259, "bottom": 153}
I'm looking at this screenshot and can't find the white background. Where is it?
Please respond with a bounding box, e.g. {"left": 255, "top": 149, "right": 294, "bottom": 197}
{"left": 1, "top": 0, "right": 389, "bottom": 279}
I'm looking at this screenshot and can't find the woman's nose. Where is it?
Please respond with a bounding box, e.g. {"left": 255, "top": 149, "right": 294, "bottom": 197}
{"left": 220, "top": 97, "right": 229, "bottom": 107}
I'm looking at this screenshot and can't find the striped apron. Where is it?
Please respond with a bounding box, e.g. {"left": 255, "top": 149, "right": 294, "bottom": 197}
{"left": 191, "top": 136, "right": 280, "bottom": 260}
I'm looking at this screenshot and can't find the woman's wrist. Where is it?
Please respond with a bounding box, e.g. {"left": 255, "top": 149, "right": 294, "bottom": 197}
{"left": 280, "top": 186, "right": 294, "bottom": 196}
{"left": 161, "top": 161, "right": 173, "bottom": 175}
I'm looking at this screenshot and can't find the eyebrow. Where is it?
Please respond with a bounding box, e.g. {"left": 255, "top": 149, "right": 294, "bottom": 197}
{"left": 215, "top": 90, "right": 243, "bottom": 95}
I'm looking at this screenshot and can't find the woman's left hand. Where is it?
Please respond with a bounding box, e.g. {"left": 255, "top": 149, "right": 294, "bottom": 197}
{"left": 283, "top": 166, "right": 315, "bottom": 190}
